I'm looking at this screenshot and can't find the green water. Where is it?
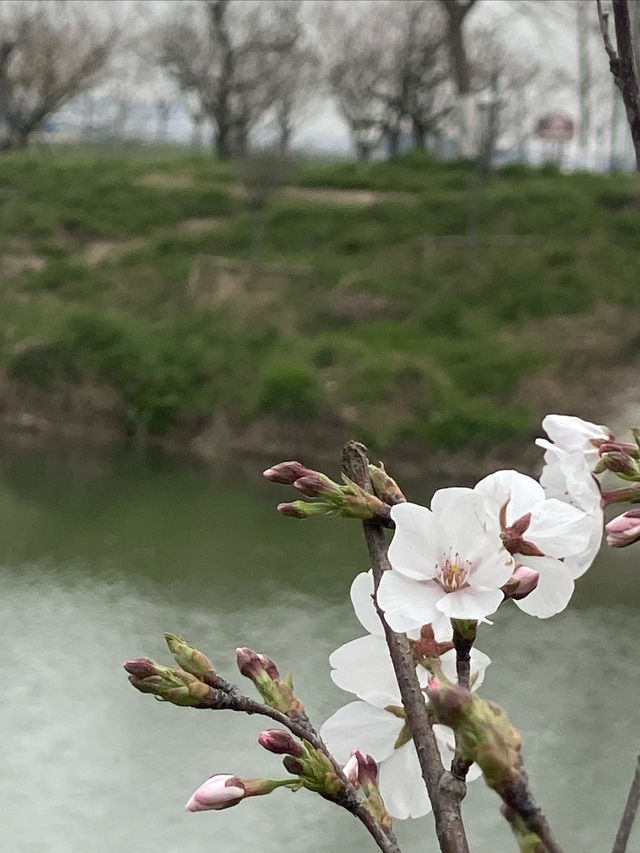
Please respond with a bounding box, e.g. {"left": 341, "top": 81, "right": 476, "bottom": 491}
{"left": 1, "top": 439, "right": 638, "bottom": 852}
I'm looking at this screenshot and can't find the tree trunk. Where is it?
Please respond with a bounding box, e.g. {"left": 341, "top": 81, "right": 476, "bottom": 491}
{"left": 386, "top": 125, "right": 401, "bottom": 158}
{"left": 412, "top": 118, "right": 426, "bottom": 149}
{"left": 355, "top": 139, "right": 372, "bottom": 161}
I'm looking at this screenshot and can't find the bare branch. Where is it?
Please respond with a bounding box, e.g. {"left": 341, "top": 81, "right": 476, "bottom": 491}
{"left": 342, "top": 441, "right": 470, "bottom": 853}
{"left": 597, "top": 0, "right": 640, "bottom": 169}
{"left": 612, "top": 755, "right": 640, "bottom": 853}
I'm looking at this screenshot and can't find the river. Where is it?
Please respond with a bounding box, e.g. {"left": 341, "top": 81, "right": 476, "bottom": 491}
{"left": 1, "top": 438, "right": 638, "bottom": 852}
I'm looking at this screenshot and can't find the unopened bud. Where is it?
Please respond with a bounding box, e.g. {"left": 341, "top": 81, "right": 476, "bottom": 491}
{"left": 606, "top": 509, "right": 640, "bottom": 547}
{"left": 236, "top": 647, "right": 280, "bottom": 681}
{"left": 368, "top": 463, "right": 406, "bottom": 506}
{"left": 277, "top": 500, "right": 336, "bottom": 519}
{"left": 342, "top": 753, "right": 360, "bottom": 786}
{"left": 293, "top": 472, "right": 343, "bottom": 499}
{"left": 350, "top": 749, "right": 378, "bottom": 788}
{"left": 427, "top": 678, "right": 522, "bottom": 790}
{"left": 282, "top": 754, "right": 305, "bottom": 776}
{"left": 344, "top": 749, "right": 390, "bottom": 828}
{"left": 263, "top": 461, "right": 311, "bottom": 484}
{"left": 185, "top": 774, "right": 292, "bottom": 812}
{"left": 258, "top": 729, "right": 304, "bottom": 757}
{"left": 501, "top": 566, "right": 540, "bottom": 601}
{"left": 599, "top": 450, "right": 640, "bottom": 478}
{"left": 236, "top": 648, "right": 304, "bottom": 716}
{"left": 599, "top": 440, "right": 640, "bottom": 459}
{"left": 123, "top": 658, "right": 160, "bottom": 679}
{"left": 124, "top": 659, "right": 216, "bottom": 707}
{"left": 164, "top": 634, "right": 216, "bottom": 679}
{"left": 185, "top": 774, "right": 246, "bottom": 812}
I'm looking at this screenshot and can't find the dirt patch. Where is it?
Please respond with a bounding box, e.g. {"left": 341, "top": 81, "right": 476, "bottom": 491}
{"left": 2, "top": 254, "right": 45, "bottom": 276}
{"left": 83, "top": 239, "right": 146, "bottom": 266}
{"left": 228, "top": 183, "right": 415, "bottom": 206}
{"left": 281, "top": 186, "right": 415, "bottom": 206}
{"left": 177, "top": 217, "right": 223, "bottom": 234}
{"left": 136, "top": 172, "right": 195, "bottom": 190}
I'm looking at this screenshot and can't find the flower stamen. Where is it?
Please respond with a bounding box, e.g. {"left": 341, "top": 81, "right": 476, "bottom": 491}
{"left": 437, "top": 551, "right": 471, "bottom": 592}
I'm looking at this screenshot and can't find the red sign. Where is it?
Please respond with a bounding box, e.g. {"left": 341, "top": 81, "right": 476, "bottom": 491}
{"left": 535, "top": 113, "right": 575, "bottom": 142}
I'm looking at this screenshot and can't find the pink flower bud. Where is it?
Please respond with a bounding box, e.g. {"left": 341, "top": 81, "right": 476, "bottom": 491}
{"left": 606, "top": 509, "right": 640, "bottom": 547}
{"left": 185, "top": 774, "right": 245, "bottom": 812}
{"left": 349, "top": 749, "right": 378, "bottom": 788}
{"left": 293, "top": 472, "right": 342, "bottom": 498}
{"left": 123, "top": 658, "right": 160, "bottom": 678}
{"left": 600, "top": 450, "right": 640, "bottom": 477}
{"left": 263, "top": 461, "right": 310, "bottom": 484}
{"left": 236, "top": 647, "right": 280, "bottom": 681}
{"left": 501, "top": 565, "right": 540, "bottom": 601}
{"left": 282, "top": 754, "right": 305, "bottom": 776}
{"left": 342, "top": 754, "right": 360, "bottom": 786}
{"left": 258, "top": 729, "right": 304, "bottom": 757}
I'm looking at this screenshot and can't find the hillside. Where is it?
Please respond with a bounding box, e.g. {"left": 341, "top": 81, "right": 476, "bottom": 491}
{"left": 2, "top": 145, "right": 640, "bottom": 471}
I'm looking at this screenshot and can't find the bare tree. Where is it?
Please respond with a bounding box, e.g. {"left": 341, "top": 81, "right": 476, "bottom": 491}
{"left": 324, "top": 1, "right": 452, "bottom": 160}
{"left": 326, "top": 12, "right": 388, "bottom": 162}
{"left": 269, "top": 29, "right": 320, "bottom": 153}
{"left": 157, "top": 0, "right": 301, "bottom": 159}
{"left": 0, "top": 0, "right": 119, "bottom": 150}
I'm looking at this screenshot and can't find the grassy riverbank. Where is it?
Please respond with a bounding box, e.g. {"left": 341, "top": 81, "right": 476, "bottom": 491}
{"left": 2, "top": 145, "right": 639, "bottom": 466}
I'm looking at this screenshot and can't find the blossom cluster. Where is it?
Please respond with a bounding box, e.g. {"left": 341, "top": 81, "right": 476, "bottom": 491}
{"left": 322, "top": 414, "right": 635, "bottom": 821}
{"left": 175, "top": 413, "right": 640, "bottom": 830}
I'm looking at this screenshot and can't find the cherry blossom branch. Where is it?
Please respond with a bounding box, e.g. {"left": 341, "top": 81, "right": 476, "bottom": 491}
{"left": 126, "top": 655, "right": 403, "bottom": 853}
{"left": 597, "top": 0, "right": 640, "bottom": 169}
{"left": 612, "top": 755, "right": 640, "bottom": 853}
{"left": 451, "top": 620, "right": 476, "bottom": 780}
{"left": 342, "top": 441, "right": 470, "bottom": 853}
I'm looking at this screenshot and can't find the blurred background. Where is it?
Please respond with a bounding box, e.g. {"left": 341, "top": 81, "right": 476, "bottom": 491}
{"left": 1, "top": 1, "right": 640, "bottom": 851}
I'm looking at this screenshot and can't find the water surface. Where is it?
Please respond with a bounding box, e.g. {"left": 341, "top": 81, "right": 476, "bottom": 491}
{"left": 1, "top": 440, "right": 638, "bottom": 852}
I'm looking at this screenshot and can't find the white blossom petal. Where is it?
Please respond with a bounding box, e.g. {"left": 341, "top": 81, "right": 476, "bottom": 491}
{"left": 514, "top": 555, "right": 574, "bottom": 617}
{"left": 377, "top": 571, "right": 444, "bottom": 632}
{"left": 430, "top": 486, "right": 475, "bottom": 520}
{"left": 564, "top": 512, "right": 603, "bottom": 578}
{"left": 388, "top": 503, "right": 439, "bottom": 580}
{"left": 439, "top": 648, "right": 491, "bottom": 690}
{"left": 475, "top": 470, "right": 544, "bottom": 521}
{"left": 466, "top": 546, "right": 514, "bottom": 589}
{"left": 320, "top": 702, "right": 401, "bottom": 764}
{"left": 526, "top": 499, "right": 593, "bottom": 558}
{"left": 436, "top": 586, "right": 504, "bottom": 621}
{"left": 541, "top": 414, "right": 609, "bottom": 467}
{"left": 330, "top": 635, "right": 400, "bottom": 708}
{"left": 350, "top": 571, "right": 384, "bottom": 637}
{"left": 378, "top": 742, "right": 430, "bottom": 820}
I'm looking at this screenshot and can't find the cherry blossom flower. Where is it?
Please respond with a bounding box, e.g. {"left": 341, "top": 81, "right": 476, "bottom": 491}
{"left": 538, "top": 414, "right": 612, "bottom": 470}
{"left": 377, "top": 492, "right": 514, "bottom": 631}
{"left": 473, "top": 469, "right": 594, "bottom": 617}
{"left": 536, "top": 443, "right": 603, "bottom": 579}
{"left": 323, "top": 621, "right": 489, "bottom": 815}
{"left": 322, "top": 572, "right": 490, "bottom": 819}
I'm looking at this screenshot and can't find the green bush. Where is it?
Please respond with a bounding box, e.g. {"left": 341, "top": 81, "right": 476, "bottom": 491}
{"left": 257, "top": 360, "right": 322, "bottom": 420}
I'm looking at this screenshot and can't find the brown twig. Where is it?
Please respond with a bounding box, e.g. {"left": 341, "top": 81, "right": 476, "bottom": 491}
{"left": 498, "top": 766, "right": 565, "bottom": 853}
{"left": 612, "top": 755, "right": 640, "bottom": 853}
{"left": 211, "top": 684, "right": 402, "bottom": 853}
{"left": 342, "top": 441, "right": 470, "bottom": 853}
{"left": 597, "top": 0, "right": 640, "bottom": 169}
{"left": 193, "top": 676, "right": 403, "bottom": 853}
{"left": 451, "top": 622, "right": 474, "bottom": 781}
